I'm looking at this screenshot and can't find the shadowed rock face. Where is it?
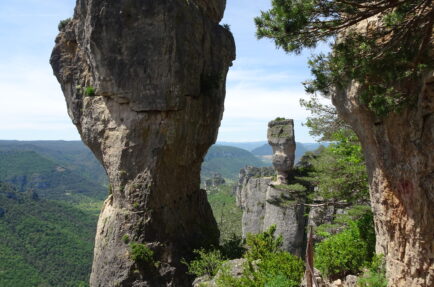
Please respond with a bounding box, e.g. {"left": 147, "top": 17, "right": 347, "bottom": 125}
{"left": 267, "top": 119, "right": 296, "bottom": 184}
{"left": 50, "top": 0, "right": 235, "bottom": 286}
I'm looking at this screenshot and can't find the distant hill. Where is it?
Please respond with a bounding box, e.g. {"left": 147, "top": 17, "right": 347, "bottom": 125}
{"left": 251, "top": 142, "right": 324, "bottom": 162}
{"left": 202, "top": 145, "right": 269, "bottom": 179}
{"left": 216, "top": 141, "right": 267, "bottom": 151}
{"left": 0, "top": 141, "right": 107, "bottom": 186}
{"left": 0, "top": 149, "right": 107, "bottom": 202}
{"left": 0, "top": 182, "right": 96, "bottom": 286}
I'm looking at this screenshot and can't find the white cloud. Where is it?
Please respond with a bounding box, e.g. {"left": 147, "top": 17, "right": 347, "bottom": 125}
{"left": 216, "top": 67, "right": 319, "bottom": 142}
{"left": 0, "top": 59, "right": 79, "bottom": 139}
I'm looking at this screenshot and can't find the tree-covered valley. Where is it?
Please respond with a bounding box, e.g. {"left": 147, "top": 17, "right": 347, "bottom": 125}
{"left": 0, "top": 140, "right": 324, "bottom": 286}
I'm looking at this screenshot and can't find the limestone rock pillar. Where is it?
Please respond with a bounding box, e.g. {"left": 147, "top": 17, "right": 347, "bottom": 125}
{"left": 50, "top": 0, "right": 235, "bottom": 286}
{"left": 267, "top": 119, "right": 296, "bottom": 184}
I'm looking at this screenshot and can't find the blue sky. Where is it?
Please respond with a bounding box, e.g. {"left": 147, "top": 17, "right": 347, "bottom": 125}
{"left": 0, "top": 0, "right": 327, "bottom": 143}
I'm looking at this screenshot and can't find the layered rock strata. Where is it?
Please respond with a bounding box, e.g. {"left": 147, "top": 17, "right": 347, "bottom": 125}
{"left": 50, "top": 0, "right": 235, "bottom": 286}
{"left": 267, "top": 119, "right": 296, "bottom": 184}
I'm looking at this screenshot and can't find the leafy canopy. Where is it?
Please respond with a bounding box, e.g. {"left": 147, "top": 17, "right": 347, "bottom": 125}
{"left": 301, "top": 129, "right": 369, "bottom": 203}
{"left": 256, "top": 0, "right": 434, "bottom": 116}
{"left": 315, "top": 211, "right": 376, "bottom": 279}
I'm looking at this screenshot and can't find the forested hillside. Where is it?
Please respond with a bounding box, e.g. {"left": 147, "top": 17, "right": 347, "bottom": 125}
{"left": 202, "top": 145, "right": 269, "bottom": 179}
{"left": 0, "top": 182, "right": 96, "bottom": 286}
{"left": 0, "top": 141, "right": 280, "bottom": 285}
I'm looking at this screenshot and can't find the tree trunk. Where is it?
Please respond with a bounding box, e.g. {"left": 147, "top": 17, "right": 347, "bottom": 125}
{"left": 332, "top": 72, "right": 434, "bottom": 286}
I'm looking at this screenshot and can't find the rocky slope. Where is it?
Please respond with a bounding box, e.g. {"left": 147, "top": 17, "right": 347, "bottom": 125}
{"left": 50, "top": 0, "right": 235, "bottom": 286}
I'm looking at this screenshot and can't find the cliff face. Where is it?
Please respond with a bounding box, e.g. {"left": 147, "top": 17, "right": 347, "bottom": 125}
{"left": 50, "top": 0, "right": 235, "bottom": 286}
{"left": 333, "top": 72, "right": 434, "bottom": 286}
{"left": 267, "top": 119, "right": 296, "bottom": 184}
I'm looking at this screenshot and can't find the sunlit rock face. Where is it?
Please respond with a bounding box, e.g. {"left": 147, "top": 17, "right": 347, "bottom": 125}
{"left": 267, "top": 119, "right": 296, "bottom": 184}
{"left": 333, "top": 71, "right": 434, "bottom": 286}
{"left": 236, "top": 119, "right": 305, "bottom": 257}
{"left": 50, "top": 0, "right": 235, "bottom": 286}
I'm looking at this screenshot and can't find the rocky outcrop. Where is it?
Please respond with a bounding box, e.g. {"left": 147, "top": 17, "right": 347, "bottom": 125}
{"left": 333, "top": 70, "right": 434, "bottom": 286}
{"left": 267, "top": 119, "right": 296, "bottom": 184}
{"left": 235, "top": 119, "right": 306, "bottom": 256}
{"left": 50, "top": 0, "right": 235, "bottom": 286}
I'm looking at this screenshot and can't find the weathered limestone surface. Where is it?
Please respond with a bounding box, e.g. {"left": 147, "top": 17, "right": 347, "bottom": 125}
{"left": 235, "top": 119, "right": 306, "bottom": 256}
{"left": 333, "top": 71, "right": 434, "bottom": 286}
{"left": 235, "top": 166, "right": 274, "bottom": 236}
{"left": 263, "top": 186, "right": 306, "bottom": 256}
{"left": 50, "top": 0, "right": 235, "bottom": 286}
{"left": 267, "top": 119, "right": 296, "bottom": 184}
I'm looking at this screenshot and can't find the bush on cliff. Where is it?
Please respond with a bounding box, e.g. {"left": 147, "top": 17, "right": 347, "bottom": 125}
{"left": 183, "top": 248, "right": 225, "bottom": 277}
{"left": 216, "top": 226, "right": 304, "bottom": 287}
{"left": 315, "top": 212, "right": 376, "bottom": 279}
{"left": 130, "top": 243, "right": 154, "bottom": 265}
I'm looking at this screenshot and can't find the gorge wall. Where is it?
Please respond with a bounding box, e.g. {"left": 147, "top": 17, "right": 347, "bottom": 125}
{"left": 50, "top": 0, "right": 235, "bottom": 286}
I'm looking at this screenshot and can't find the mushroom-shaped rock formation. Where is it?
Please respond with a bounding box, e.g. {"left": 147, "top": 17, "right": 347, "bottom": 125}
{"left": 267, "top": 119, "right": 296, "bottom": 184}
{"left": 50, "top": 0, "right": 235, "bottom": 286}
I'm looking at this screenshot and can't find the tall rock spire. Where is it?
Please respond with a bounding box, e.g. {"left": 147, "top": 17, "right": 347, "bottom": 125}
{"left": 50, "top": 0, "right": 235, "bottom": 285}
{"left": 267, "top": 119, "right": 296, "bottom": 184}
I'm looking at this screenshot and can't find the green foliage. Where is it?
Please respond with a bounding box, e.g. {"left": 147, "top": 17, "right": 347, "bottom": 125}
{"left": 220, "top": 234, "right": 246, "bottom": 260}
{"left": 0, "top": 185, "right": 96, "bottom": 286}
{"left": 216, "top": 226, "right": 304, "bottom": 287}
{"left": 274, "top": 183, "right": 306, "bottom": 192}
{"left": 122, "top": 234, "right": 130, "bottom": 244}
{"left": 255, "top": 0, "right": 433, "bottom": 116}
{"left": 184, "top": 248, "right": 225, "bottom": 277}
{"left": 302, "top": 130, "right": 368, "bottom": 203}
{"left": 357, "top": 255, "right": 388, "bottom": 287}
{"left": 299, "top": 95, "right": 348, "bottom": 141}
{"left": 274, "top": 117, "right": 286, "bottom": 121}
{"left": 58, "top": 18, "right": 71, "bottom": 31}
{"left": 0, "top": 141, "right": 107, "bottom": 201}
{"left": 222, "top": 24, "right": 231, "bottom": 31}
{"left": 207, "top": 183, "right": 243, "bottom": 242}
{"left": 84, "top": 86, "right": 96, "bottom": 97}
{"left": 0, "top": 142, "right": 106, "bottom": 285}
{"left": 244, "top": 225, "right": 282, "bottom": 261}
{"left": 315, "top": 212, "right": 376, "bottom": 279}
{"left": 130, "top": 243, "right": 154, "bottom": 264}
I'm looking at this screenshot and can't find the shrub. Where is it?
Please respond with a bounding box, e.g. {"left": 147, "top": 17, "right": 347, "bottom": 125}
{"left": 84, "top": 86, "right": 96, "bottom": 97}
{"left": 222, "top": 24, "right": 231, "bottom": 31}
{"left": 274, "top": 117, "right": 286, "bottom": 121}
{"left": 122, "top": 234, "right": 130, "bottom": 244}
{"left": 184, "top": 248, "right": 224, "bottom": 277}
{"left": 220, "top": 234, "right": 246, "bottom": 260}
{"left": 58, "top": 18, "right": 71, "bottom": 31}
{"left": 216, "top": 226, "right": 304, "bottom": 287}
{"left": 129, "top": 243, "right": 154, "bottom": 264}
{"left": 315, "top": 213, "right": 376, "bottom": 279}
{"left": 357, "top": 255, "right": 388, "bottom": 287}
{"left": 245, "top": 225, "right": 282, "bottom": 261}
